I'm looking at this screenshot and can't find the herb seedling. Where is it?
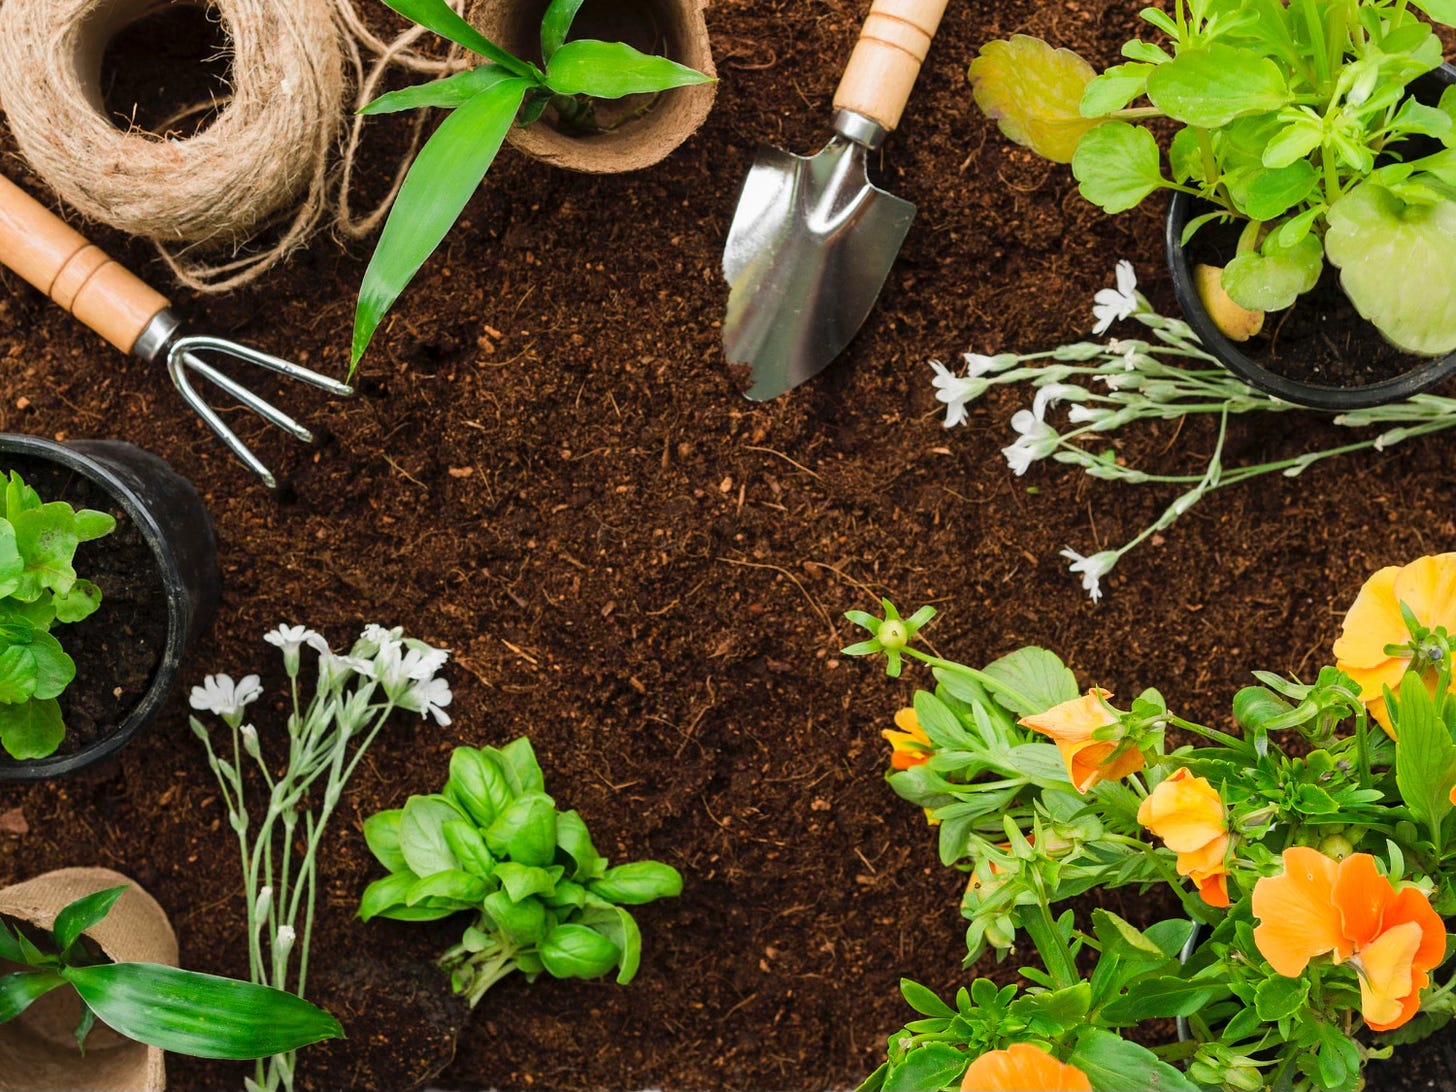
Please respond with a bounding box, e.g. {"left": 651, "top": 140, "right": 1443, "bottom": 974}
{"left": 970, "top": 0, "right": 1456, "bottom": 352}
{"left": 0, "top": 470, "right": 115, "bottom": 760}
{"left": 350, "top": 0, "right": 714, "bottom": 366}
{"left": 0, "top": 884, "right": 341, "bottom": 1060}
{"left": 359, "top": 738, "right": 682, "bottom": 1006}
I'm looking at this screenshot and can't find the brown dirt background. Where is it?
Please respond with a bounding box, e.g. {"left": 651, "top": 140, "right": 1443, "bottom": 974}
{"left": 1, "top": 1, "right": 1455, "bottom": 1089}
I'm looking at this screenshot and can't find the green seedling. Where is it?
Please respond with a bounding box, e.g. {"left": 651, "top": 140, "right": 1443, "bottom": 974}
{"left": 351, "top": 0, "right": 714, "bottom": 367}
{"left": 0, "top": 470, "right": 115, "bottom": 760}
{"left": 969, "top": 0, "right": 1456, "bottom": 354}
{"left": 359, "top": 737, "right": 683, "bottom": 1005}
{"left": 0, "top": 885, "right": 342, "bottom": 1060}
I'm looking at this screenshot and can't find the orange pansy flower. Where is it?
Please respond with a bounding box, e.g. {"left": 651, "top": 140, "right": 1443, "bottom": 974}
{"left": 883, "top": 707, "right": 932, "bottom": 770}
{"left": 961, "top": 1043, "right": 1092, "bottom": 1091}
{"left": 1136, "top": 767, "right": 1231, "bottom": 908}
{"left": 1332, "top": 554, "right": 1456, "bottom": 735}
{"left": 1252, "top": 847, "right": 1447, "bottom": 1031}
{"left": 1019, "top": 688, "right": 1144, "bottom": 793}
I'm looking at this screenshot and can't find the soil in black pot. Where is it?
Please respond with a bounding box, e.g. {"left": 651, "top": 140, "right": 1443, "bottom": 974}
{"left": 0, "top": 454, "right": 167, "bottom": 766}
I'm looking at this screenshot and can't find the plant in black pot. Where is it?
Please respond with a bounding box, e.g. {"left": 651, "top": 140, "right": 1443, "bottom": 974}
{"left": 0, "top": 435, "right": 218, "bottom": 781}
{"left": 967, "top": 0, "right": 1456, "bottom": 409}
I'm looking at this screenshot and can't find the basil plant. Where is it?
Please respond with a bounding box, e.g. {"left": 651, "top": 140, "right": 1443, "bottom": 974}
{"left": 0, "top": 470, "right": 115, "bottom": 761}
{"left": 351, "top": 0, "right": 714, "bottom": 366}
{"left": 969, "top": 0, "right": 1456, "bottom": 354}
{"left": 359, "top": 738, "right": 683, "bottom": 1006}
{"left": 0, "top": 885, "right": 342, "bottom": 1060}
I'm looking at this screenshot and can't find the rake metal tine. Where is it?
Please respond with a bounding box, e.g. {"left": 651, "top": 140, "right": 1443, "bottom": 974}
{"left": 166, "top": 353, "right": 277, "bottom": 488}
{"left": 178, "top": 350, "right": 314, "bottom": 443}
{"left": 174, "top": 334, "right": 355, "bottom": 397}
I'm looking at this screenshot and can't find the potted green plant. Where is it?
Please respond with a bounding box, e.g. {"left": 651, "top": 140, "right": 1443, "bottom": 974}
{"left": 0, "top": 435, "right": 219, "bottom": 781}
{"left": 350, "top": 0, "right": 716, "bottom": 366}
{"left": 0, "top": 867, "right": 341, "bottom": 1091}
{"left": 967, "top": 0, "right": 1456, "bottom": 410}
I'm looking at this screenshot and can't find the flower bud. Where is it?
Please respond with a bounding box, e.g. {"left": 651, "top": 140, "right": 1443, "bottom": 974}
{"left": 1318, "top": 832, "right": 1355, "bottom": 860}
{"left": 253, "top": 886, "right": 274, "bottom": 922}
{"left": 239, "top": 724, "right": 261, "bottom": 759}
{"left": 984, "top": 915, "right": 1017, "bottom": 951}
{"left": 275, "top": 924, "right": 296, "bottom": 961}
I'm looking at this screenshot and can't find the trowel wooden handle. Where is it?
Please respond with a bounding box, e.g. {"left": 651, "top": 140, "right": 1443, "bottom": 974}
{"left": 834, "top": 0, "right": 950, "bottom": 133}
{"left": 0, "top": 175, "right": 169, "bottom": 355}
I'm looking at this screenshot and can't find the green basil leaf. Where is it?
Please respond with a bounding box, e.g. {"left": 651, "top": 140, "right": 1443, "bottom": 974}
{"left": 1146, "top": 44, "right": 1291, "bottom": 127}
{"left": 545, "top": 880, "right": 587, "bottom": 910}
{"left": 442, "top": 820, "right": 495, "bottom": 877}
{"left": 361, "top": 64, "right": 518, "bottom": 116}
{"left": 537, "top": 922, "right": 619, "bottom": 980}
{"left": 0, "top": 970, "right": 65, "bottom": 1021}
{"left": 404, "top": 869, "right": 488, "bottom": 906}
{"left": 494, "top": 736, "right": 546, "bottom": 796}
{"left": 357, "top": 870, "right": 419, "bottom": 922}
{"left": 52, "top": 885, "right": 127, "bottom": 956}
{"left": 540, "top": 0, "right": 586, "bottom": 60}
{"left": 63, "top": 963, "right": 343, "bottom": 1060}
{"left": 377, "top": 0, "right": 532, "bottom": 76}
{"left": 0, "top": 698, "right": 65, "bottom": 761}
{"left": 578, "top": 905, "right": 642, "bottom": 984}
{"left": 484, "top": 793, "right": 558, "bottom": 867}
{"left": 588, "top": 861, "right": 682, "bottom": 905}
{"left": 554, "top": 809, "right": 602, "bottom": 880}
{"left": 352, "top": 77, "right": 533, "bottom": 367}
{"left": 399, "top": 794, "right": 468, "bottom": 877}
{"left": 544, "top": 40, "right": 711, "bottom": 99}
{"left": 376, "top": 901, "right": 464, "bottom": 922}
{"left": 483, "top": 889, "right": 550, "bottom": 944}
{"left": 362, "top": 809, "right": 407, "bottom": 872}
{"left": 493, "top": 862, "right": 558, "bottom": 902}
{"left": 25, "top": 630, "right": 74, "bottom": 701}
{"left": 445, "top": 746, "right": 514, "bottom": 828}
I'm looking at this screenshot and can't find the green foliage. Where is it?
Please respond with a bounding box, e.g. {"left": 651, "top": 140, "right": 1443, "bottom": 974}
{"left": 0, "top": 886, "right": 340, "bottom": 1059}
{"left": 0, "top": 470, "right": 114, "bottom": 761}
{"left": 968, "top": 0, "right": 1456, "bottom": 352}
{"left": 358, "top": 737, "right": 682, "bottom": 1005}
{"left": 351, "top": 0, "right": 714, "bottom": 367}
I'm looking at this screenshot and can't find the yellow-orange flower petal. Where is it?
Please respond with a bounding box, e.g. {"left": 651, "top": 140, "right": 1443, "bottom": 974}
{"left": 1332, "top": 564, "right": 1405, "bottom": 669}
{"left": 1352, "top": 921, "right": 1424, "bottom": 1031}
{"left": 1251, "top": 847, "right": 1349, "bottom": 976}
{"left": 1020, "top": 689, "right": 1143, "bottom": 792}
{"left": 884, "top": 707, "right": 932, "bottom": 770}
{"left": 1137, "top": 769, "right": 1226, "bottom": 853}
{"left": 1195, "top": 869, "right": 1230, "bottom": 909}
{"left": 961, "top": 1043, "right": 1092, "bottom": 1092}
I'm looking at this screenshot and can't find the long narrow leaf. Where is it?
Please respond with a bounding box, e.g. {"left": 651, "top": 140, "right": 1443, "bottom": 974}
{"left": 541, "top": 0, "right": 587, "bottom": 61}
{"left": 63, "top": 963, "right": 343, "bottom": 1060}
{"left": 545, "top": 41, "right": 712, "bottom": 98}
{"left": 0, "top": 919, "right": 26, "bottom": 965}
{"left": 378, "top": 0, "right": 531, "bottom": 76}
{"left": 361, "top": 64, "right": 522, "bottom": 116}
{"left": 351, "top": 78, "right": 532, "bottom": 368}
{"left": 0, "top": 971, "right": 65, "bottom": 1021}
{"left": 53, "top": 885, "right": 127, "bottom": 956}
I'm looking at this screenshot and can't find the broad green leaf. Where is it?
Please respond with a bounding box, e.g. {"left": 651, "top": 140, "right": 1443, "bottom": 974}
{"left": 494, "top": 736, "right": 546, "bottom": 796}
{"left": 882, "top": 1042, "right": 969, "bottom": 1091}
{"left": 72, "top": 509, "right": 115, "bottom": 543}
{"left": 362, "top": 809, "right": 407, "bottom": 872}
{"left": 541, "top": 0, "right": 587, "bottom": 60}
{"left": 377, "top": 0, "right": 532, "bottom": 75}
{"left": 352, "top": 77, "right": 533, "bottom": 367}
{"left": 404, "top": 869, "right": 488, "bottom": 906}
{"left": 484, "top": 793, "right": 559, "bottom": 867}
{"left": 578, "top": 904, "right": 643, "bottom": 984}
{"left": 1092, "top": 909, "right": 1166, "bottom": 962}
{"left": 900, "top": 978, "right": 955, "bottom": 1019}
{"left": 0, "top": 971, "right": 65, "bottom": 1021}
{"left": 442, "top": 820, "right": 495, "bottom": 877}
{"left": 1391, "top": 672, "right": 1456, "bottom": 842}
{"left": 26, "top": 630, "right": 74, "bottom": 701}
{"left": 588, "top": 861, "right": 683, "bottom": 905}
{"left": 1080, "top": 62, "right": 1153, "bottom": 117}
{"left": 361, "top": 64, "right": 519, "bottom": 116}
{"left": 0, "top": 919, "right": 27, "bottom": 964}
{"left": 0, "top": 697, "right": 64, "bottom": 760}
{"left": 357, "top": 870, "right": 418, "bottom": 922}
{"left": 1101, "top": 975, "right": 1231, "bottom": 1021}
{"left": 913, "top": 690, "right": 973, "bottom": 749}
{"left": 1261, "top": 116, "right": 1323, "bottom": 169}
{"left": 0, "top": 645, "right": 37, "bottom": 705}
{"left": 1069, "top": 1026, "right": 1203, "bottom": 1090}
{"left": 1222, "top": 231, "right": 1323, "bottom": 311}
{"left": 979, "top": 647, "right": 1079, "bottom": 717}
{"left": 0, "top": 521, "right": 21, "bottom": 598}
{"left": 1000, "top": 743, "right": 1075, "bottom": 784}
{"left": 1072, "top": 121, "right": 1164, "bottom": 214}
{"left": 445, "top": 746, "right": 514, "bottom": 828}
{"left": 968, "top": 35, "right": 1102, "bottom": 163}
{"left": 493, "top": 862, "right": 558, "bottom": 902}
{"left": 1410, "top": 0, "right": 1456, "bottom": 26}
{"left": 1008, "top": 982, "right": 1092, "bottom": 1037}
{"left": 482, "top": 889, "right": 548, "bottom": 944}
{"left": 52, "top": 886, "right": 126, "bottom": 955}
{"left": 1230, "top": 161, "right": 1317, "bottom": 220}
{"left": 3, "top": 474, "right": 40, "bottom": 517}
{"left": 51, "top": 579, "right": 102, "bottom": 625}
{"left": 399, "top": 794, "right": 468, "bottom": 877}
{"left": 12, "top": 505, "right": 79, "bottom": 599}
{"left": 375, "top": 900, "right": 464, "bottom": 922}
{"left": 537, "top": 922, "right": 619, "bottom": 980}
{"left": 1254, "top": 974, "right": 1308, "bottom": 1020}
{"left": 1146, "top": 45, "right": 1291, "bottom": 127}
{"left": 554, "top": 809, "right": 601, "bottom": 880}
{"left": 64, "top": 963, "right": 343, "bottom": 1060}
{"left": 545, "top": 41, "right": 711, "bottom": 99}
{"left": 1325, "top": 181, "right": 1456, "bottom": 353}
{"left": 1233, "top": 685, "right": 1293, "bottom": 732}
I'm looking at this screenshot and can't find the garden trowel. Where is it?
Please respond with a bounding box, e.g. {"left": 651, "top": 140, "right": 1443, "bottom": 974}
{"left": 723, "top": 0, "right": 950, "bottom": 401}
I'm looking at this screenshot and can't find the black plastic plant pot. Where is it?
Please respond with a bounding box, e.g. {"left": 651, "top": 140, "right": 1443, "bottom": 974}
{"left": 1165, "top": 65, "right": 1456, "bottom": 412}
{"left": 0, "top": 435, "right": 219, "bottom": 781}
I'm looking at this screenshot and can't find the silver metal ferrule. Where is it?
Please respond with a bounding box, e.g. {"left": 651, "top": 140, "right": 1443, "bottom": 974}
{"left": 833, "top": 109, "right": 889, "bottom": 150}
{"left": 130, "top": 308, "right": 184, "bottom": 365}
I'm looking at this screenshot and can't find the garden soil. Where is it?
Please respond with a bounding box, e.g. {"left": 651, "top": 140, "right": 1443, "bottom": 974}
{"left": 1, "top": 1, "right": 1454, "bottom": 1089}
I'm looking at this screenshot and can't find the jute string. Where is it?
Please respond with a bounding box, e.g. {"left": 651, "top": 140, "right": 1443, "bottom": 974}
{"left": 0, "top": 0, "right": 467, "bottom": 293}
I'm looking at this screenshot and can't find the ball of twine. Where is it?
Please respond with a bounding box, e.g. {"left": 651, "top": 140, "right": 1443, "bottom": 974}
{"left": 0, "top": 0, "right": 345, "bottom": 291}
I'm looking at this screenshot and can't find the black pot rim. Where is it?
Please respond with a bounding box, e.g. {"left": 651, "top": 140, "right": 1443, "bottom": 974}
{"left": 0, "top": 435, "right": 188, "bottom": 780}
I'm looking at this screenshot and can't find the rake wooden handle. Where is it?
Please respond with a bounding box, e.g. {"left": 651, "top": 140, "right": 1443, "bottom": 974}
{"left": 833, "top": 0, "right": 950, "bottom": 134}
{"left": 0, "top": 174, "right": 169, "bottom": 355}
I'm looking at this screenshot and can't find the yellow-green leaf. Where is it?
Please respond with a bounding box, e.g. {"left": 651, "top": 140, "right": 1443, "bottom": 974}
{"left": 968, "top": 35, "right": 1102, "bottom": 164}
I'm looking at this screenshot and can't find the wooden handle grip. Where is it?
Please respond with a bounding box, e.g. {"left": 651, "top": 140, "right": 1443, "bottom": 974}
{"left": 0, "top": 175, "right": 169, "bottom": 355}
{"left": 833, "top": 0, "right": 950, "bottom": 133}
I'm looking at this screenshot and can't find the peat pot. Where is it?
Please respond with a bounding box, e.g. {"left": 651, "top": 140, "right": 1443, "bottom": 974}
{"left": 468, "top": 0, "right": 716, "bottom": 173}
{"left": 0, "top": 867, "right": 177, "bottom": 1091}
{"left": 1166, "top": 64, "right": 1456, "bottom": 411}
{"left": 0, "top": 435, "right": 218, "bottom": 781}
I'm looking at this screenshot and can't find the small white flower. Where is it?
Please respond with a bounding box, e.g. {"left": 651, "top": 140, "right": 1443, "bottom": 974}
{"left": 963, "top": 352, "right": 1009, "bottom": 377}
{"left": 1091, "top": 260, "right": 1141, "bottom": 335}
{"left": 1067, "top": 404, "right": 1109, "bottom": 424}
{"left": 189, "top": 674, "right": 263, "bottom": 721}
{"left": 1001, "top": 409, "right": 1059, "bottom": 475}
{"left": 1060, "top": 548, "right": 1120, "bottom": 603}
{"left": 402, "top": 676, "right": 453, "bottom": 726}
{"left": 930, "top": 360, "right": 988, "bottom": 428}
{"left": 264, "top": 624, "right": 328, "bottom": 654}
{"left": 1031, "top": 382, "right": 1082, "bottom": 421}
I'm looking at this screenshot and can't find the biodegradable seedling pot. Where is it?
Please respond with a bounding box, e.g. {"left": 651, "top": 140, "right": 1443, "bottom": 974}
{"left": 0, "top": 435, "right": 218, "bottom": 781}
{"left": 0, "top": 867, "right": 177, "bottom": 1091}
{"left": 468, "top": 0, "right": 716, "bottom": 173}
{"left": 1166, "top": 65, "right": 1456, "bottom": 411}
